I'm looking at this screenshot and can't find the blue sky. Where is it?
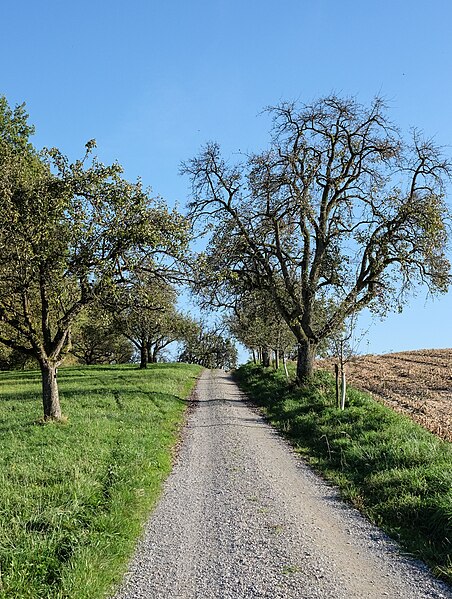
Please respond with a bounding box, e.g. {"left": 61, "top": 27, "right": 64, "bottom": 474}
{"left": 2, "top": 0, "right": 452, "bottom": 356}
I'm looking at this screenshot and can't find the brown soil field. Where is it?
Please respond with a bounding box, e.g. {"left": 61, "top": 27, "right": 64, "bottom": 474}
{"left": 317, "top": 349, "right": 452, "bottom": 442}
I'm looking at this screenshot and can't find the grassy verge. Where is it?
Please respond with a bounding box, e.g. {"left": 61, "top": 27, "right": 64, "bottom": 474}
{"left": 235, "top": 363, "right": 452, "bottom": 584}
{"left": 0, "top": 362, "right": 202, "bottom": 599}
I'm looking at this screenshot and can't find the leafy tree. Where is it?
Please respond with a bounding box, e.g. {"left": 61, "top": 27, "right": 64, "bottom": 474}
{"left": 183, "top": 95, "right": 451, "bottom": 385}
{"left": 70, "top": 306, "right": 133, "bottom": 365}
{"left": 0, "top": 345, "right": 35, "bottom": 371}
{"left": 0, "top": 96, "right": 188, "bottom": 419}
{"left": 144, "top": 309, "right": 196, "bottom": 365}
{"left": 105, "top": 272, "right": 192, "bottom": 368}
{"left": 226, "top": 290, "right": 296, "bottom": 370}
{"left": 178, "top": 322, "right": 237, "bottom": 370}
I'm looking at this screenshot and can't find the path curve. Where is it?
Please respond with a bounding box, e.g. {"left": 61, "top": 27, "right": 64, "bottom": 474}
{"left": 113, "top": 369, "right": 452, "bottom": 599}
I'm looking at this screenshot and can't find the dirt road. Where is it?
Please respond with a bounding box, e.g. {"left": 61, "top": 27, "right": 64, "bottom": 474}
{"left": 114, "top": 369, "right": 451, "bottom": 599}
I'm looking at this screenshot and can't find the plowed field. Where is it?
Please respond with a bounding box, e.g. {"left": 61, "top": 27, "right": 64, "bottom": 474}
{"left": 318, "top": 349, "right": 452, "bottom": 442}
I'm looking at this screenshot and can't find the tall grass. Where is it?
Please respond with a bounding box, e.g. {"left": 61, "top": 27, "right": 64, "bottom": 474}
{"left": 235, "top": 363, "right": 452, "bottom": 584}
{"left": 0, "top": 363, "right": 202, "bottom": 599}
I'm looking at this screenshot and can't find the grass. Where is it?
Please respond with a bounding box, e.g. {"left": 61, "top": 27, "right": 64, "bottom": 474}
{"left": 0, "top": 362, "right": 202, "bottom": 599}
{"left": 235, "top": 362, "right": 452, "bottom": 584}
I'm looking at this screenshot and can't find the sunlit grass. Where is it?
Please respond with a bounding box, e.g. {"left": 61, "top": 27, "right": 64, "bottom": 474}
{"left": 0, "top": 362, "right": 202, "bottom": 599}
{"left": 235, "top": 363, "right": 452, "bottom": 585}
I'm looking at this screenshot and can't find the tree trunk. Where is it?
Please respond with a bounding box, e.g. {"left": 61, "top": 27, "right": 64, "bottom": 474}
{"left": 252, "top": 349, "right": 256, "bottom": 364}
{"left": 139, "top": 343, "right": 148, "bottom": 369}
{"left": 296, "top": 339, "right": 317, "bottom": 385}
{"left": 262, "top": 347, "right": 270, "bottom": 368}
{"left": 339, "top": 340, "right": 346, "bottom": 410}
{"left": 151, "top": 347, "right": 159, "bottom": 363}
{"left": 40, "top": 360, "right": 62, "bottom": 420}
{"left": 340, "top": 369, "right": 347, "bottom": 410}
{"left": 335, "top": 363, "right": 340, "bottom": 407}
{"left": 283, "top": 353, "right": 289, "bottom": 380}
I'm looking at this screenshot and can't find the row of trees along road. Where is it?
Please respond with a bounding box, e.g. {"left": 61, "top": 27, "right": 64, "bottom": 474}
{"left": 184, "top": 95, "right": 451, "bottom": 385}
{"left": 0, "top": 97, "right": 189, "bottom": 420}
{"left": 177, "top": 322, "right": 238, "bottom": 370}
{"left": 226, "top": 289, "right": 296, "bottom": 374}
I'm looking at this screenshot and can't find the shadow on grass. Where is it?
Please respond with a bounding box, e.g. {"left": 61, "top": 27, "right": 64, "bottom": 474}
{"left": 0, "top": 386, "right": 190, "bottom": 436}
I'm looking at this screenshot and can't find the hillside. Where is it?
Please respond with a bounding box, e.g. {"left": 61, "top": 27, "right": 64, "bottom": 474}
{"left": 318, "top": 349, "right": 452, "bottom": 442}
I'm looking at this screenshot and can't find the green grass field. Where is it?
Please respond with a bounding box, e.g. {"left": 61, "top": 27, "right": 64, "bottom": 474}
{"left": 0, "top": 362, "right": 202, "bottom": 599}
{"left": 235, "top": 363, "right": 452, "bottom": 585}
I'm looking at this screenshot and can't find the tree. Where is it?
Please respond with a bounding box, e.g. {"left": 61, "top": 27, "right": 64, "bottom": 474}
{"left": 0, "top": 96, "right": 188, "bottom": 419}
{"left": 105, "top": 272, "right": 192, "bottom": 368}
{"left": 183, "top": 95, "right": 451, "bottom": 385}
{"left": 178, "top": 321, "right": 238, "bottom": 370}
{"left": 226, "top": 289, "right": 296, "bottom": 372}
{"left": 70, "top": 306, "right": 133, "bottom": 365}
{"left": 145, "top": 309, "right": 196, "bottom": 364}
{"left": 0, "top": 345, "right": 35, "bottom": 371}
{"left": 325, "top": 315, "right": 368, "bottom": 410}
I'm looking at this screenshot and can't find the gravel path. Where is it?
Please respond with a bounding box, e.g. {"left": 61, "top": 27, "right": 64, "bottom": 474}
{"left": 113, "top": 369, "right": 452, "bottom": 599}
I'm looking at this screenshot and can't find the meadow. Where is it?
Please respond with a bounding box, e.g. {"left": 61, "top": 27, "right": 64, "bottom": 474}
{"left": 0, "top": 363, "right": 201, "bottom": 599}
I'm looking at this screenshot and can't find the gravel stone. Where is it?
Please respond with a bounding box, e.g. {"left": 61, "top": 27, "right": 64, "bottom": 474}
{"left": 112, "top": 369, "right": 452, "bottom": 599}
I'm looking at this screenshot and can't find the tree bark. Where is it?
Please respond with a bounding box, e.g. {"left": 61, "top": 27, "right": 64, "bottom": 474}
{"left": 335, "top": 363, "right": 340, "bottom": 408}
{"left": 282, "top": 353, "right": 289, "bottom": 380}
{"left": 151, "top": 347, "right": 159, "bottom": 363}
{"left": 40, "top": 360, "right": 62, "bottom": 420}
{"left": 274, "top": 349, "right": 280, "bottom": 370}
{"left": 339, "top": 340, "right": 346, "bottom": 410}
{"left": 296, "top": 339, "right": 317, "bottom": 385}
{"left": 262, "top": 347, "right": 270, "bottom": 368}
{"left": 340, "top": 369, "right": 347, "bottom": 410}
{"left": 139, "top": 343, "right": 148, "bottom": 369}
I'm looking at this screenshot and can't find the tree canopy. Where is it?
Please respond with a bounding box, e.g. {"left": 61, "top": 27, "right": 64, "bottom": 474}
{"left": 103, "top": 270, "right": 196, "bottom": 368}
{"left": 178, "top": 321, "right": 238, "bottom": 370}
{"left": 226, "top": 289, "right": 296, "bottom": 368}
{"left": 183, "top": 95, "right": 451, "bottom": 384}
{"left": 70, "top": 305, "right": 134, "bottom": 365}
{"left": 0, "top": 96, "right": 189, "bottom": 419}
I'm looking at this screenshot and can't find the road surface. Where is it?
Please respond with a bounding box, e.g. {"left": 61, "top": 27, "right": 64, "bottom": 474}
{"left": 113, "top": 369, "right": 451, "bottom": 599}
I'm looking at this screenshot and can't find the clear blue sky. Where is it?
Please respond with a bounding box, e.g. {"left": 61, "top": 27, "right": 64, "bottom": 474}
{"left": 2, "top": 0, "right": 452, "bottom": 356}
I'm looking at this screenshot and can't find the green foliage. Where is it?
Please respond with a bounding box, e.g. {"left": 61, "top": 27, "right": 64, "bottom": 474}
{"left": 0, "top": 362, "right": 202, "bottom": 598}
{"left": 226, "top": 289, "right": 296, "bottom": 357}
{"left": 70, "top": 307, "right": 133, "bottom": 365}
{"left": 0, "top": 95, "right": 189, "bottom": 417}
{"left": 105, "top": 273, "right": 193, "bottom": 367}
{"left": 235, "top": 363, "right": 452, "bottom": 584}
{"left": 0, "top": 96, "right": 35, "bottom": 153}
{"left": 0, "top": 345, "right": 36, "bottom": 370}
{"left": 178, "top": 323, "right": 237, "bottom": 370}
{"left": 184, "top": 96, "right": 451, "bottom": 383}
